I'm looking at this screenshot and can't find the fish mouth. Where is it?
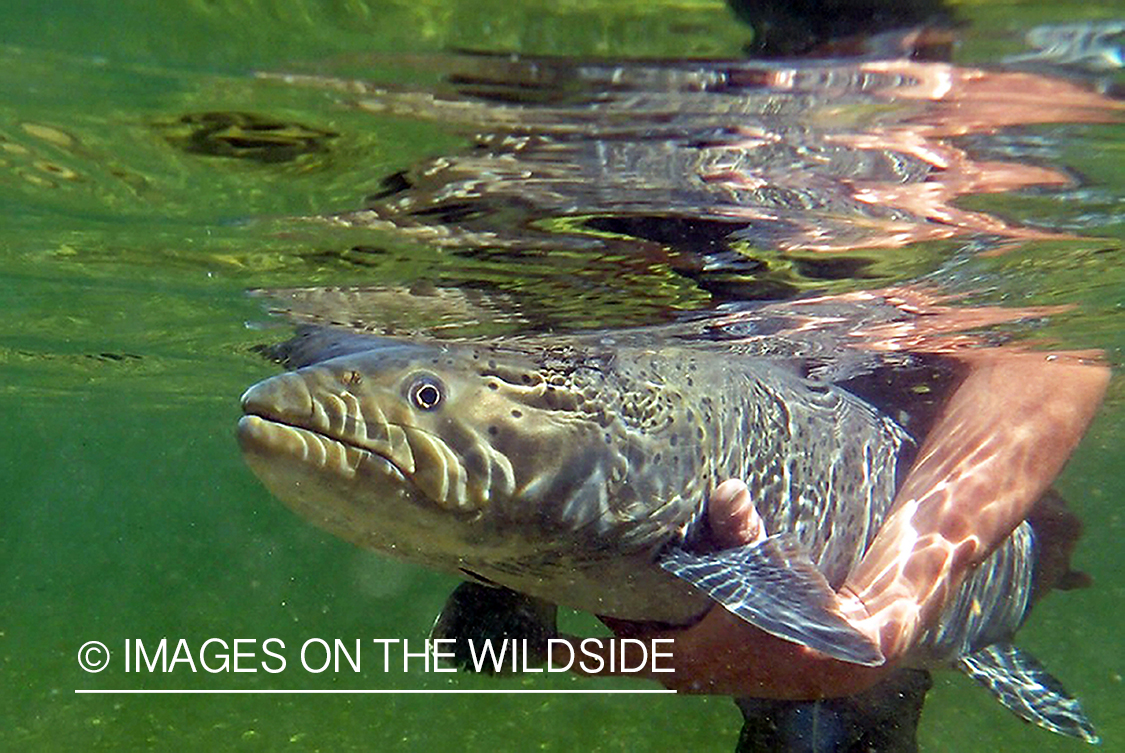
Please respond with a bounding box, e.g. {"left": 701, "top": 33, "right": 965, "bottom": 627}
{"left": 238, "top": 371, "right": 499, "bottom": 514}
{"left": 237, "top": 371, "right": 418, "bottom": 489}
{"left": 237, "top": 395, "right": 476, "bottom": 516}
{"left": 236, "top": 412, "right": 405, "bottom": 483}
{"left": 237, "top": 411, "right": 482, "bottom": 568}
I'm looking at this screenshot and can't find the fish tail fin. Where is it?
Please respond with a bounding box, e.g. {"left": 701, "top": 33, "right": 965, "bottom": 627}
{"left": 958, "top": 643, "right": 1098, "bottom": 744}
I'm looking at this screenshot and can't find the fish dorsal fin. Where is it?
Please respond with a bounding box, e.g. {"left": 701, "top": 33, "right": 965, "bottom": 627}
{"left": 257, "top": 326, "right": 397, "bottom": 368}
{"left": 957, "top": 643, "right": 1099, "bottom": 744}
{"left": 659, "top": 535, "right": 884, "bottom": 666}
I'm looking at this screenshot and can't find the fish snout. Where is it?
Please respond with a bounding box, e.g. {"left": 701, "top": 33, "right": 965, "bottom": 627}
{"left": 240, "top": 372, "right": 315, "bottom": 424}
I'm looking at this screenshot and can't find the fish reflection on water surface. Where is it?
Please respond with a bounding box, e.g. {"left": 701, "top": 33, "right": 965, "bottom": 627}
{"left": 232, "top": 46, "right": 1118, "bottom": 751}
{"left": 265, "top": 53, "right": 1122, "bottom": 269}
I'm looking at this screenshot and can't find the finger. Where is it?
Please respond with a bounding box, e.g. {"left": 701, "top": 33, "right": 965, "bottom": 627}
{"left": 709, "top": 478, "right": 766, "bottom": 547}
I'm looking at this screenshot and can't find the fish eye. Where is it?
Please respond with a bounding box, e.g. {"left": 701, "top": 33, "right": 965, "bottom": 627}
{"left": 407, "top": 375, "right": 445, "bottom": 411}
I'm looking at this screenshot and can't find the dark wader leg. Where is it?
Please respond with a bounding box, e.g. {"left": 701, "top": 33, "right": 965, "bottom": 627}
{"left": 735, "top": 669, "right": 932, "bottom": 753}
{"left": 431, "top": 581, "right": 558, "bottom": 672}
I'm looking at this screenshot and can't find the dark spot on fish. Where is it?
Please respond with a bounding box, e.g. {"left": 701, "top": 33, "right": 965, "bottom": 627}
{"left": 670, "top": 435, "right": 678, "bottom": 446}
{"left": 511, "top": 409, "right": 523, "bottom": 418}
{"left": 488, "top": 425, "right": 498, "bottom": 436}
{"left": 488, "top": 382, "right": 499, "bottom": 390}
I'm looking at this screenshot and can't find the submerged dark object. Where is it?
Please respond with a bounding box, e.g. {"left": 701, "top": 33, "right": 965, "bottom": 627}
{"left": 734, "top": 668, "right": 933, "bottom": 752}
{"left": 725, "top": 0, "right": 952, "bottom": 57}
{"left": 159, "top": 111, "right": 337, "bottom": 163}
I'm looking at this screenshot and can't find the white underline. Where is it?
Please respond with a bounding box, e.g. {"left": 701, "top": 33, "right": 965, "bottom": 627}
{"left": 75, "top": 689, "right": 676, "bottom": 695}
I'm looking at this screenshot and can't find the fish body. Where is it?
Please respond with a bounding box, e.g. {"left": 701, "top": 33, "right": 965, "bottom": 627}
{"left": 238, "top": 321, "right": 1101, "bottom": 742}
{"left": 239, "top": 333, "right": 909, "bottom": 627}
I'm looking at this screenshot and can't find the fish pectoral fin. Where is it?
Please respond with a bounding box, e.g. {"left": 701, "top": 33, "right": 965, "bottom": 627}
{"left": 430, "top": 581, "right": 558, "bottom": 675}
{"left": 957, "top": 643, "right": 1099, "bottom": 744}
{"left": 659, "top": 534, "right": 884, "bottom": 666}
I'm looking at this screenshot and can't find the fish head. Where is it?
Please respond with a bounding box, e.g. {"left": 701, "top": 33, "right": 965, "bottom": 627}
{"left": 237, "top": 339, "right": 642, "bottom": 566}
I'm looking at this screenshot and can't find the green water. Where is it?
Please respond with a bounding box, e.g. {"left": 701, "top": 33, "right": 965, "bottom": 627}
{"left": 2, "top": 1, "right": 1124, "bottom": 750}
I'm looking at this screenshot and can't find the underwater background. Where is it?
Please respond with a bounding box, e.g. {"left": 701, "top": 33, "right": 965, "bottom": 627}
{"left": 2, "top": 1, "right": 1123, "bottom": 750}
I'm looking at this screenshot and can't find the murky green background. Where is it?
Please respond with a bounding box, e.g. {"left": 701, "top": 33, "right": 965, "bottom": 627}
{"left": 2, "top": 1, "right": 1123, "bottom": 750}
